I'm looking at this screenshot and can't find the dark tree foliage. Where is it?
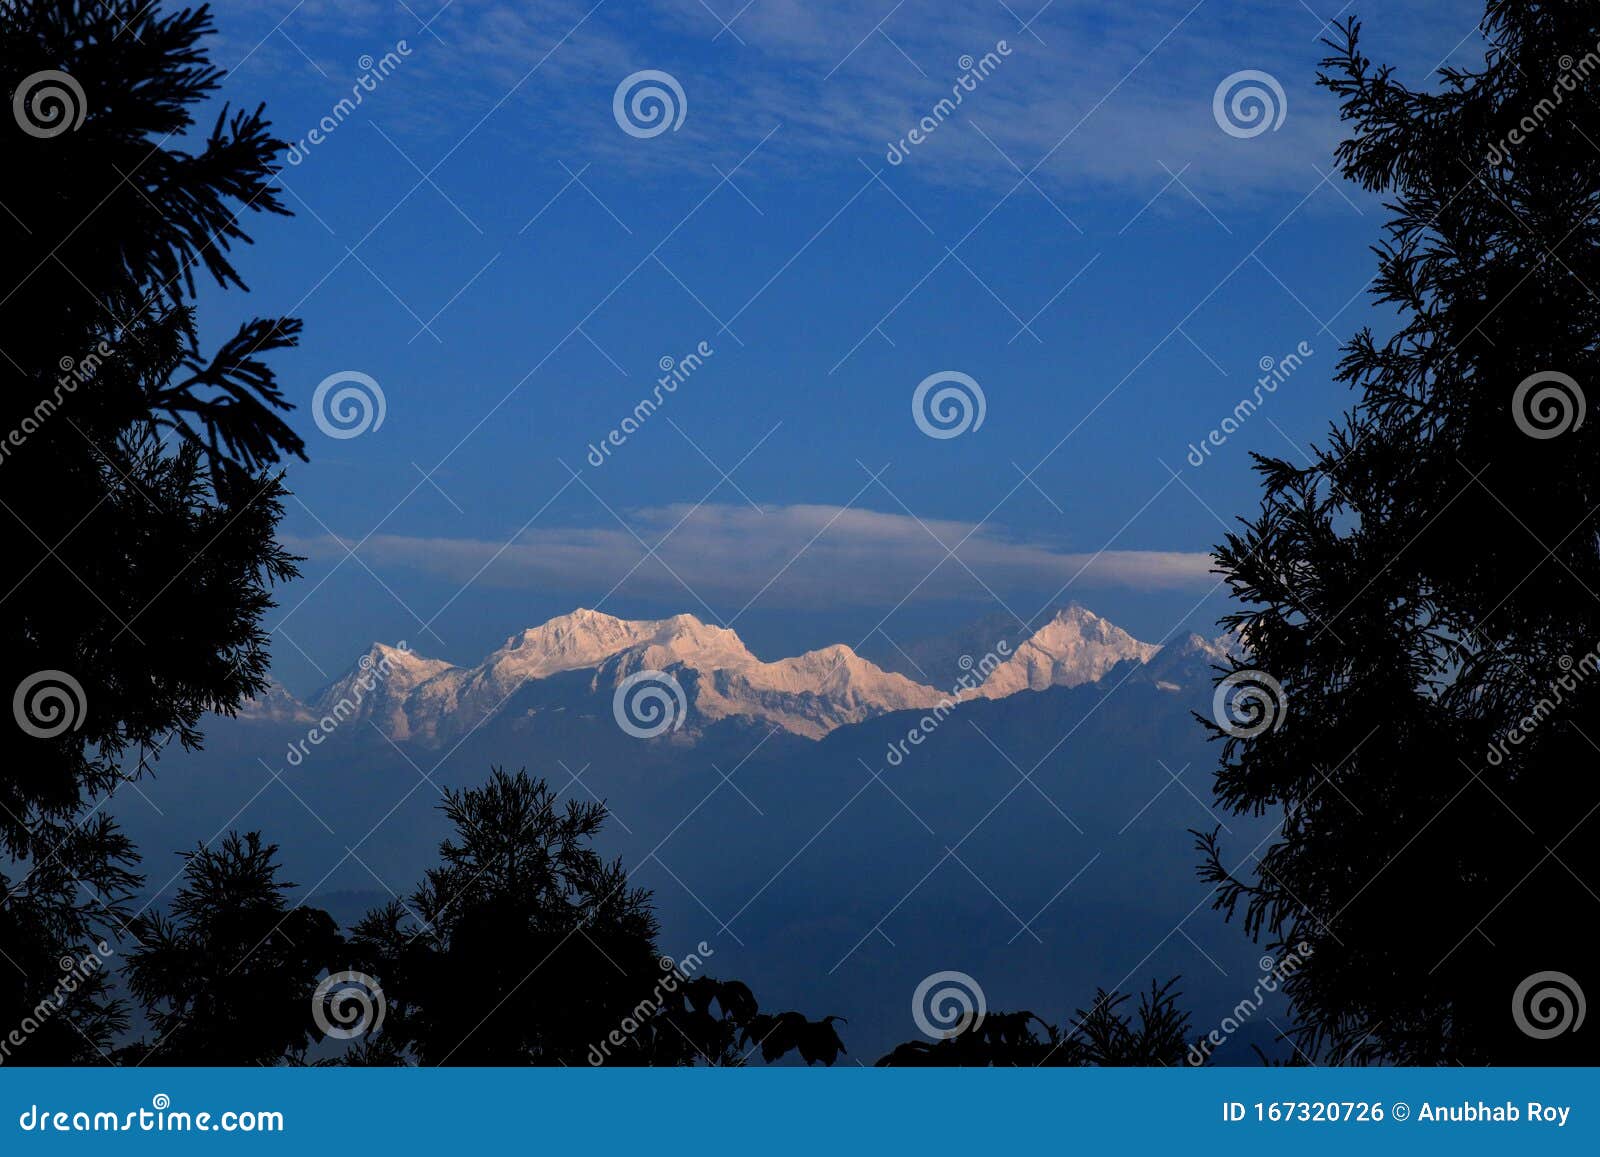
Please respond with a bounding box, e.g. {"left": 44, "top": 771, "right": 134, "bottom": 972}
{"left": 0, "top": 813, "right": 138, "bottom": 1064}
{"left": 348, "top": 769, "right": 846, "bottom": 1066}
{"left": 876, "top": 980, "right": 1193, "bottom": 1067}
{"left": 737, "top": 1009, "right": 848, "bottom": 1067}
{"left": 118, "top": 833, "right": 341, "bottom": 1065}
{"left": 592, "top": 973, "right": 846, "bottom": 1066}
{"left": 0, "top": 0, "right": 303, "bottom": 858}
{"left": 1203, "top": 2, "right": 1600, "bottom": 1064}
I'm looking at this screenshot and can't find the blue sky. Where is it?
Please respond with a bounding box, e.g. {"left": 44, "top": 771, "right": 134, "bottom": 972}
{"left": 191, "top": 0, "right": 1485, "bottom": 692}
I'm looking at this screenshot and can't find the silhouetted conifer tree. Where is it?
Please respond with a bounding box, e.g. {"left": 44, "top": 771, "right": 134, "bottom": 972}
{"left": 119, "top": 833, "right": 341, "bottom": 1065}
{"left": 1203, "top": 1, "right": 1600, "bottom": 1064}
{"left": 0, "top": 813, "right": 137, "bottom": 1064}
{"left": 1, "top": 0, "right": 303, "bottom": 855}
{"left": 2, "top": 0, "right": 304, "bottom": 1061}
{"left": 348, "top": 769, "right": 846, "bottom": 1066}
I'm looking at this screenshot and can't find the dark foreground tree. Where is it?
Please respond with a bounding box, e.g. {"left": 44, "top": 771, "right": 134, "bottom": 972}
{"left": 876, "top": 979, "right": 1192, "bottom": 1066}
{"left": 118, "top": 833, "right": 341, "bottom": 1065}
{"left": 1203, "top": 2, "right": 1600, "bottom": 1064}
{"left": 0, "top": 813, "right": 138, "bottom": 1064}
{"left": 348, "top": 769, "right": 846, "bottom": 1066}
{"left": 0, "top": 0, "right": 303, "bottom": 858}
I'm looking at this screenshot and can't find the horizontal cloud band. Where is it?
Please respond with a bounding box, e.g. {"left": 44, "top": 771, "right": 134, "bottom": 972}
{"left": 284, "top": 503, "right": 1215, "bottom": 611}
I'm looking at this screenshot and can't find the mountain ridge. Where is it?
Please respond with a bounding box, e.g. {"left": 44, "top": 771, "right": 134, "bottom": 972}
{"left": 247, "top": 606, "right": 1237, "bottom": 743}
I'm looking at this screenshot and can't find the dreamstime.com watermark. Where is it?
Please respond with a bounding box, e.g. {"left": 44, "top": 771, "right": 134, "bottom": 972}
{"left": 1484, "top": 642, "right": 1600, "bottom": 768}
{"left": 285, "top": 43, "right": 413, "bottom": 164}
{"left": 1486, "top": 40, "right": 1600, "bottom": 166}
{"left": 0, "top": 340, "right": 115, "bottom": 468}
{"left": 1186, "top": 341, "right": 1313, "bottom": 467}
{"left": 586, "top": 341, "right": 713, "bottom": 467}
{"left": 886, "top": 42, "right": 1013, "bottom": 165}
{"left": 17, "top": 1096, "right": 283, "bottom": 1134}
{"left": 285, "top": 643, "right": 411, "bottom": 766}
{"left": 884, "top": 642, "right": 1012, "bottom": 767}
{"left": 1187, "top": 943, "right": 1313, "bottom": 1065}
{"left": 586, "top": 942, "right": 714, "bottom": 1065}
{"left": 0, "top": 941, "right": 114, "bottom": 1065}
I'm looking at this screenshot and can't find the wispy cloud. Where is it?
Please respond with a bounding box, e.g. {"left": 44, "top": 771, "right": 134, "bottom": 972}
{"left": 220, "top": 0, "right": 1478, "bottom": 203}
{"left": 284, "top": 502, "right": 1214, "bottom": 613}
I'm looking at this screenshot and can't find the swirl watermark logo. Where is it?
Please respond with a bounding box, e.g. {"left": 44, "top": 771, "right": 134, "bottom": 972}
{"left": 311, "top": 971, "right": 386, "bottom": 1040}
{"left": 13, "top": 670, "right": 87, "bottom": 739}
{"left": 1512, "top": 371, "right": 1585, "bottom": 439}
{"left": 1512, "top": 971, "right": 1586, "bottom": 1040}
{"left": 912, "top": 371, "right": 986, "bottom": 439}
{"left": 1212, "top": 70, "right": 1287, "bottom": 139}
{"left": 612, "top": 670, "right": 688, "bottom": 738}
{"left": 613, "top": 70, "right": 687, "bottom": 139}
{"left": 312, "top": 370, "right": 386, "bottom": 439}
{"left": 13, "top": 70, "right": 88, "bottom": 139}
{"left": 1211, "top": 669, "right": 1286, "bottom": 738}
{"left": 912, "top": 970, "right": 986, "bottom": 1039}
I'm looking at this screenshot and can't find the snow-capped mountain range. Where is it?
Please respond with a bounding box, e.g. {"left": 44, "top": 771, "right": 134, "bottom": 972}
{"left": 246, "top": 606, "right": 1237, "bottom": 743}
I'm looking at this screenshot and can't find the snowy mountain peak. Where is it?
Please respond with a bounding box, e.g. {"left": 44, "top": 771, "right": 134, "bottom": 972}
{"left": 687, "top": 642, "right": 943, "bottom": 739}
{"left": 332, "top": 609, "right": 923, "bottom": 743}
{"left": 967, "top": 605, "right": 1161, "bottom": 698}
{"left": 497, "top": 608, "right": 656, "bottom": 671}
{"left": 359, "top": 641, "right": 455, "bottom": 681}
{"left": 306, "top": 641, "right": 456, "bottom": 740}
{"left": 1142, "top": 630, "right": 1242, "bottom": 692}
{"left": 635, "top": 614, "right": 757, "bottom": 668}
{"left": 1169, "top": 632, "right": 1235, "bottom": 662}
{"left": 489, "top": 609, "right": 757, "bottom": 677}
{"left": 326, "top": 640, "right": 452, "bottom": 683}
{"left": 765, "top": 644, "right": 914, "bottom": 695}
{"left": 247, "top": 606, "right": 1228, "bottom": 745}
{"left": 237, "top": 679, "right": 313, "bottom": 723}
